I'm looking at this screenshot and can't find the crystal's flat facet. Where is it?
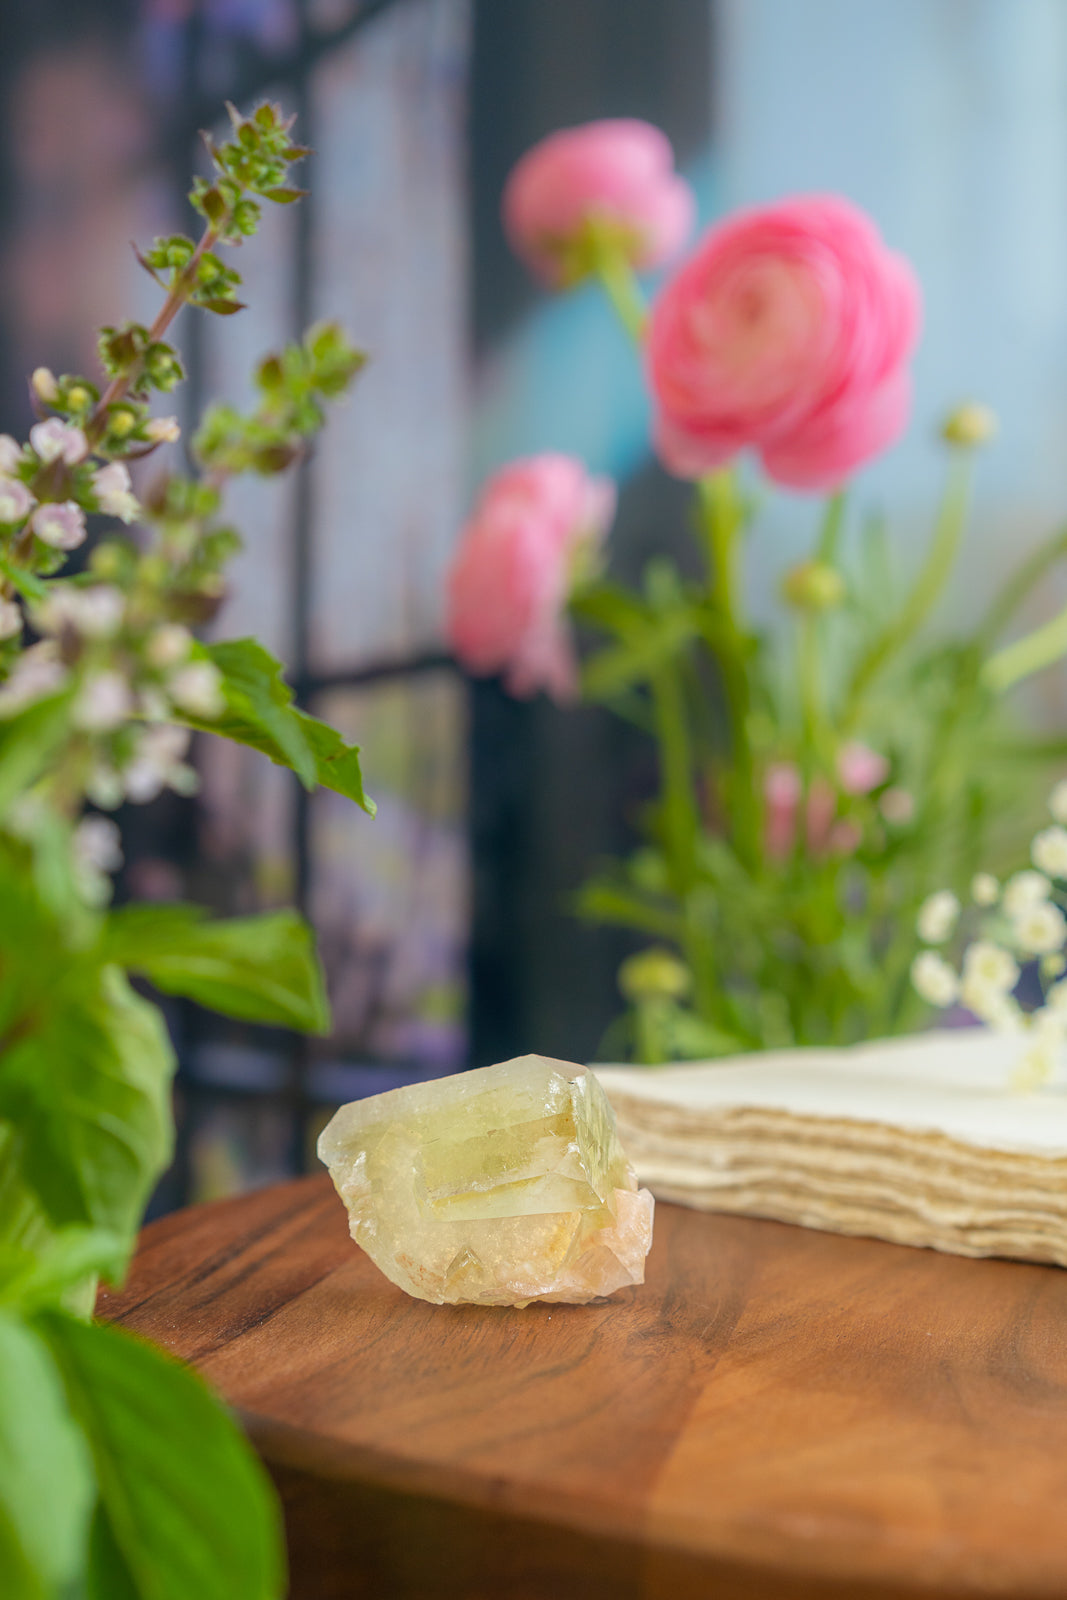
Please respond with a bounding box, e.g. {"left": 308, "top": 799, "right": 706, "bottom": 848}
{"left": 317, "top": 1054, "right": 654, "bottom": 1306}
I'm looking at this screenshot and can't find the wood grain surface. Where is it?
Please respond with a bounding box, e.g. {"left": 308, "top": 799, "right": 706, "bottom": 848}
{"left": 99, "top": 1174, "right": 1067, "bottom": 1600}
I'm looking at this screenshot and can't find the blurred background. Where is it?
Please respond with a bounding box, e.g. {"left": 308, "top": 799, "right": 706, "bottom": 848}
{"left": 4, "top": 0, "right": 1067, "bottom": 1207}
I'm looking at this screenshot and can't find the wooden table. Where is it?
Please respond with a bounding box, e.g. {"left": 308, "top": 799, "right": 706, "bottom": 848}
{"left": 100, "top": 1174, "right": 1067, "bottom": 1600}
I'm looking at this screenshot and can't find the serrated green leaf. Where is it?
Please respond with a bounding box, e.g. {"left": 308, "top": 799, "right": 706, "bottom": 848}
{"left": 40, "top": 1313, "right": 285, "bottom": 1600}
{"left": 180, "top": 638, "right": 374, "bottom": 813}
{"left": 102, "top": 903, "right": 330, "bottom": 1033}
{"left": 0, "top": 967, "right": 174, "bottom": 1236}
{"left": 0, "top": 1311, "right": 94, "bottom": 1599}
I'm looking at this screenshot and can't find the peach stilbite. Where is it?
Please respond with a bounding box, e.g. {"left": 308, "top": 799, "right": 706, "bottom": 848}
{"left": 647, "top": 194, "right": 921, "bottom": 489}
{"left": 503, "top": 119, "right": 694, "bottom": 286}
{"left": 446, "top": 453, "right": 615, "bottom": 701}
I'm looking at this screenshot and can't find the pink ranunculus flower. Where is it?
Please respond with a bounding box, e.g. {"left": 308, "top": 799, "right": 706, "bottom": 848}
{"left": 647, "top": 195, "right": 921, "bottom": 490}
{"left": 503, "top": 120, "right": 695, "bottom": 287}
{"left": 446, "top": 454, "right": 616, "bottom": 702}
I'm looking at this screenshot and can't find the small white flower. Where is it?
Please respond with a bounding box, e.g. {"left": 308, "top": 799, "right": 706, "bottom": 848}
{"left": 73, "top": 671, "right": 133, "bottom": 732}
{"left": 0, "top": 641, "right": 67, "bottom": 716}
{"left": 31, "top": 367, "right": 58, "bottom": 403}
{"left": 1002, "top": 870, "right": 1051, "bottom": 919}
{"left": 960, "top": 939, "right": 1020, "bottom": 1022}
{"left": 1046, "top": 979, "right": 1067, "bottom": 1014}
{"left": 1012, "top": 900, "right": 1067, "bottom": 957}
{"left": 1050, "top": 780, "right": 1067, "bottom": 826}
{"left": 145, "top": 416, "right": 181, "bottom": 444}
{"left": 971, "top": 872, "right": 999, "bottom": 907}
{"left": 145, "top": 624, "right": 193, "bottom": 668}
{"left": 122, "top": 724, "right": 192, "bottom": 803}
{"left": 92, "top": 462, "right": 140, "bottom": 524}
{"left": 0, "top": 600, "right": 22, "bottom": 642}
{"left": 29, "top": 418, "right": 87, "bottom": 465}
{"left": 911, "top": 950, "right": 959, "bottom": 1007}
{"left": 0, "top": 479, "right": 34, "bottom": 524}
{"left": 917, "top": 890, "right": 959, "bottom": 944}
{"left": 1032, "top": 825, "right": 1067, "bottom": 880}
{"left": 0, "top": 435, "right": 23, "bottom": 474}
{"left": 1011, "top": 1033, "right": 1060, "bottom": 1091}
{"left": 31, "top": 501, "right": 86, "bottom": 551}
{"left": 86, "top": 765, "right": 124, "bottom": 810}
{"left": 73, "top": 814, "right": 123, "bottom": 875}
{"left": 37, "top": 584, "right": 125, "bottom": 640}
{"left": 168, "top": 660, "right": 224, "bottom": 719}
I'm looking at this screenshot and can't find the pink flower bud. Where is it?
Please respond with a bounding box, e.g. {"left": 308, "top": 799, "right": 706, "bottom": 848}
{"left": 29, "top": 418, "right": 88, "bottom": 465}
{"left": 0, "top": 435, "right": 23, "bottom": 474}
{"left": 503, "top": 120, "right": 695, "bottom": 287}
{"left": 837, "top": 741, "right": 889, "bottom": 795}
{"left": 0, "top": 479, "right": 35, "bottom": 524}
{"left": 31, "top": 500, "right": 86, "bottom": 550}
{"left": 648, "top": 194, "right": 921, "bottom": 490}
{"left": 446, "top": 454, "right": 616, "bottom": 701}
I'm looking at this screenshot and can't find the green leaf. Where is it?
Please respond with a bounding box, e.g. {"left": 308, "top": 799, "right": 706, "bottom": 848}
{"left": 103, "top": 904, "right": 330, "bottom": 1033}
{"left": 198, "top": 297, "right": 247, "bottom": 316}
{"left": 0, "top": 690, "right": 74, "bottom": 818}
{"left": 0, "top": 967, "right": 175, "bottom": 1236}
{"left": 40, "top": 1313, "right": 285, "bottom": 1600}
{"left": 181, "top": 638, "right": 374, "bottom": 813}
{"left": 0, "top": 1225, "right": 128, "bottom": 1314}
{"left": 0, "top": 1311, "right": 94, "bottom": 1599}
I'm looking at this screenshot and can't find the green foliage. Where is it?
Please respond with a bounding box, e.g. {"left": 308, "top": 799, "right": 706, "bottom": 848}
{"left": 178, "top": 637, "right": 375, "bottom": 812}
{"left": 0, "top": 97, "right": 371, "bottom": 1600}
{"left": 103, "top": 904, "right": 330, "bottom": 1032}
{"left": 40, "top": 1314, "right": 285, "bottom": 1600}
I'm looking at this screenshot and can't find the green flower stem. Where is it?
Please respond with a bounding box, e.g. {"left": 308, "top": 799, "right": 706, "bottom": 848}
{"left": 697, "top": 469, "right": 759, "bottom": 867}
{"left": 650, "top": 664, "right": 699, "bottom": 892}
{"left": 88, "top": 225, "right": 220, "bottom": 443}
{"left": 975, "top": 523, "right": 1067, "bottom": 651}
{"left": 842, "top": 455, "right": 972, "bottom": 731}
{"left": 591, "top": 251, "right": 648, "bottom": 343}
{"left": 983, "top": 602, "right": 1067, "bottom": 693}
{"left": 816, "top": 488, "right": 847, "bottom": 564}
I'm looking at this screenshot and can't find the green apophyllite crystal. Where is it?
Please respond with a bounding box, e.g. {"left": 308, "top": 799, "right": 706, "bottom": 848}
{"left": 317, "top": 1054, "right": 654, "bottom": 1306}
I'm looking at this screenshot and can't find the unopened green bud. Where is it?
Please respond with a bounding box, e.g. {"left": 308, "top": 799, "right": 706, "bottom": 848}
{"left": 66, "top": 384, "right": 91, "bottom": 412}
{"left": 109, "top": 408, "right": 137, "bottom": 438}
{"left": 619, "top": 947, "right": 691, "bottom": 1004}
{"left": 781, "top": 560, "right": 846, "bottom": 612}
{"left": 941, "top": 402, "right": 998, "bottom": 449}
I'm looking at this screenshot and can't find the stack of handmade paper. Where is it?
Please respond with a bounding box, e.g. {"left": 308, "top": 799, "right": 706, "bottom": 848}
{"left": 595, "top": 1030, "right": 1067, "bottom": 1267}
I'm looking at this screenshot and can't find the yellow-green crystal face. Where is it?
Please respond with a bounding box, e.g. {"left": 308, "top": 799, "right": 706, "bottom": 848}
{"left": 317, "top": 1054, "right": 654, "bottom": 1306}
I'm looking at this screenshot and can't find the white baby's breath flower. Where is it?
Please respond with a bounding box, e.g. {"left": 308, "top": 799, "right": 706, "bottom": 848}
{"left": 1032, "top": 826, "right": 1067, "bottom": 880}
{"left": 960, "top": 939, "right": 1020, "bottom": 1023}
{"left": 971, "top": 872, "right": 999, "bottom": 907}
{"left": 911, "top": 950, "right": 959, "bottom": 1008}
{"left": 31, "top": 501, "right": 86, "bottom": 551}
{"left": 168, "top": 661, "right": 224, "bottom": 719}
{"left": 73, "top": 671, "right": 133, "bottom": 732}
{"left": 1002, "top": 870, "right": 1051, "bottom": 919}
{"left": 1012, "top": 900, "right": 1067, "bottom": 958}
{"left": 145, "top": 624, "right": 193, "bottom": 668}
{"left": 0, "top": 478, "right": 34, "bottom": 524}
{"left": 0, "top": 600, "right": 22, "bottom": 642}
{"left": 0, "top": 434, "right": 23, "bottom": 474}
{"left": 1049, "top": 780, "right": 1067, "bottom": 826}
{"left": 29, "top": 417, "right": 87, "bottom": 465}
{"left": 1046, "top": 979, "right": 1067, "bottom": 1015}
{"left": 917, "top": 890, "right": 959, "bottom": 945}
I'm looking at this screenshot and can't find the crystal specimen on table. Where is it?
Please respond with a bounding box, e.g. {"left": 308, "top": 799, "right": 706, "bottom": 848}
{"left": 317, "top": 1054, "right": 654, "bottom": 1306}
